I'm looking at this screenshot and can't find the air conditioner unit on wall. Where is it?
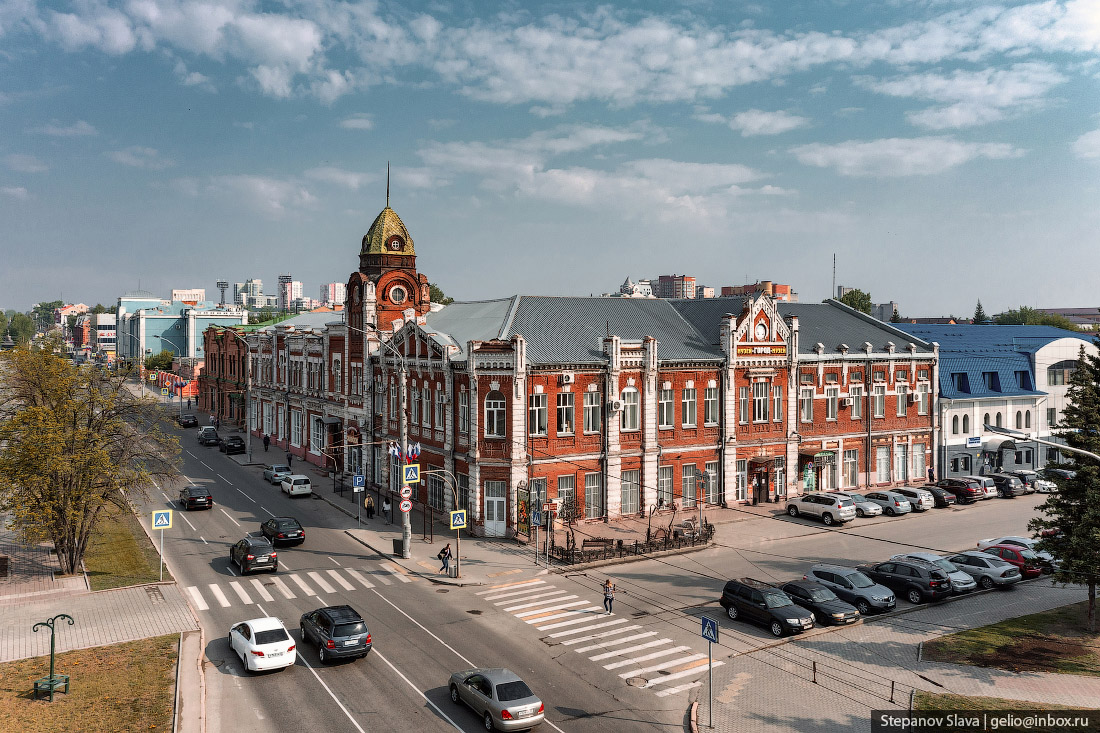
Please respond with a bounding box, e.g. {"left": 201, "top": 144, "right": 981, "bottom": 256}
{"left": 908, "top": 393, "right": 917, "bottom": 403}
{"left": 560, "top": 373, "right": 575, "bottom": 385}
{"left": 610, "top": 400, "right": 624, "bottom": 412}
{"left": 842, "top": 397, "right": 854, "bottom": 407}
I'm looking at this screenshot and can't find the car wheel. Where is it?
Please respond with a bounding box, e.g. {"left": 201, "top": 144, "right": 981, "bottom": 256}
{"left": 907, "top": 588, "right": 923, "bottom": 604}
{"left": 318, "top": 646, "right": 328, "bottom": 664}
{"left": 484, "top": 711, "right": 495, "bottom": 731}
{"left": 770, "top": 621, "right": 784, "bottom": 638}
{"left": 727, "top": 605, "right": 739, "bottom": 621}
{"left": 856, "top": 600, "right": 870, "bottom": 615}
{"left": 787, "top": 506, "right": 799, "bottom": 517}
{"left": 856, "top": 508, "right": 864, "bottom": 518}
{"left": 450, "top": 685, "right": 460, "bottom": 704}
{"left": 822, "top": 513, "right": 834, "bottom": 526}
{"left": 979, "top": 576, "right": 995, "bottom": 590}
{"left": 885, "top": 506, "right": 896, "bottom": 516}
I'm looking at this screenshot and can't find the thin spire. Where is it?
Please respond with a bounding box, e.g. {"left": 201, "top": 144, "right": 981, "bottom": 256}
{"left": 386, "top": 162, "right": 390, "bottom": 207}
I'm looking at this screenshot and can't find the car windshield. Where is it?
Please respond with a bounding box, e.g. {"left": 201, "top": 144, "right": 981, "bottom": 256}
{"left": 496, "top": 681, "right": 534, "bottom": 702}
{"left": 836, "top": 499, "right": 854, "bottom": 507}
{"left": 276, "top": 520, "right": 300, "bottom": 529}
{"left": 254, "top": 628, "right": 289, "bottom": 645}
{"left": 1019, "top": 549, "right": 1041, "bottom": 561}
{"left": 987, "top": 557, "right": 1012, "bottom": 568}
{"left": 847, "top": 493, "right": 868, "bottom": 502}
{"left": 334, "top": 621, "right": 367, "bottom": 637}
{"left": 846, "top": 572, "right": 875, "bottom": 589}
{"left": 293, "top": 479, "right": 308, "bottom": 485}
{"left": 762, "top": 591, "right": 793, "bottom": 609}
{"left": 808, "top": 588, "right": 837, "bottom": 602}
{"left": 271, "top": 465, "right": 289, "bottom": 472}
{"left": 930, "top": 558, "right": 958, "bottom": 573}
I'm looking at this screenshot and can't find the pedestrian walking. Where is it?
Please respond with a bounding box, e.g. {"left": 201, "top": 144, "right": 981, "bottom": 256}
{"left": 603, "top": 579, "right": 617, "bottom": 615}
{"left": 382, "top": 498, "right": 391, "bottom": 524}
{"left": 438, "top": 544, "right": 452, "bottom": 574}
{"left": 186, "top": 398, "right": 191, "bottom": 409}
{"left": 365, "top": 495, "right": 375, "bottom": 520}
{"left": 286, "top": 451, "right": 293, "bottom": 468}
{"left": 927, "top": 466, "right": 935, "bottom": 483}
{"left": 263, "top": 434, "right": 270, "bottom": 452}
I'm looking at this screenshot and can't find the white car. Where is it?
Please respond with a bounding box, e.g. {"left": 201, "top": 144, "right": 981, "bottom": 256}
{"left": 228, "top": 617, "right": 296, "bottom": 672}
{"left": 962, "top": 475, "right": 998, "bottom": 500}
{"left": 829, "top": 491, "right": 883, "bottom": 518}
{"left": 281, "top": 475, "right": 312, "bottom": 497}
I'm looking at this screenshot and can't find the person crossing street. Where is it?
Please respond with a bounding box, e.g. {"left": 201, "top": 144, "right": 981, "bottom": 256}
{"left": 603, "top": 579, "right": 617, "bottom": 616}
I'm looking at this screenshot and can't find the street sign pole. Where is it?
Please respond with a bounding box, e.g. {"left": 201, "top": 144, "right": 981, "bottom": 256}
{"left": 701, "top": 616, "right": 719, "bottom": 729}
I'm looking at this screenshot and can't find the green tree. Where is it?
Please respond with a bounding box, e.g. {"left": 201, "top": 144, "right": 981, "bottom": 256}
{"left": 91, "top": 304, "right": 109, "bottom": 315}
{"left": 30, "top": 300, "right": 63, "bottom": 332}
{"left": 0, "top": 311, "right": 8, "bottom": 340}
{"left": 429, "top": 283, "right": 454, "bottom": 305}
{"left": 837, "top": 289, "right": 872, "bottom": 315}
{"left": 9, "top": 313, "right": 34, "bottom": 344}
{"left": 994, "top": 306, "right": 1078, "bottom": 331}
{"left": 890, "top": 307, "right": 903, "bottom": 323}
{"left": 1029, "top": 342, "right": 1100, "bottom": 631}
{"left": 973, "top": 300, "right": 988, "bottom": 323}
{"left": 144, "top": 349, "right": 175, "bottom": 371}
{"left": 0, "top": 341, "right": 179, "bottom": 574}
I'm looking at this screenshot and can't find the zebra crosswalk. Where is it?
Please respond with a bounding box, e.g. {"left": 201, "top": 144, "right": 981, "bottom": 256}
{"left": 185, "top": 561, "right": 415, "bottom": 612}
{"left": 475, "top": 579, "right": 723, "bottom": 697}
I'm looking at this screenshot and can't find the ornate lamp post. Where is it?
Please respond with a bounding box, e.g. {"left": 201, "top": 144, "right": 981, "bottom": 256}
{"left": 32, "top": 613, "right": 74, "bottom": 701}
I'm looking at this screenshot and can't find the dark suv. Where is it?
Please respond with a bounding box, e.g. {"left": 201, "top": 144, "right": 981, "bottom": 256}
{"left": 261, "top": 517, "right": 305, "bottom": 545}
{"left": 988, "top": 472, "right": 1025, "bottom": 497}
{"left": 780, "top": 580, "right": 860, "bottom": 626}
{"left": 935, "top": 478, "right": 984, "bottom": 504}
{"left": 299, "top": 605, "right": 372, "bottom": 663}
{"left": 197, "top": 427, "right": 220, "bottom": 446}
{"left": 219, "top": 436, "right": 246, "bottom": 455}
{"left": 230, "top": 536, "right": 278, "bottom": 574}
{"left": 179, "top": 485, "right": 213, "bottom": 510}
{"left": 719, "top": 578, "right": 815, "bottom": 637}
{"left": 857, "top": 558, "right": 952, "bottom": 604}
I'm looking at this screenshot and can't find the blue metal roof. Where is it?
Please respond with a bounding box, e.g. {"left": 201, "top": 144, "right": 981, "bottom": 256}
{"left": 937, "top": 355, "right": 1046, "bottom": 400}
{"left": 895, "top": 324, "right": 1092, "bottom": 354}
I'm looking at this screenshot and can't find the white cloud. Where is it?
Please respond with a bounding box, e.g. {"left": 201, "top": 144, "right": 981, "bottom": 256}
{"left": 250, "top": 64, "right": 293, "bottom": 97}
{"left": 1073, "top": 129, "right": 1100, "bottom": 159}
{"left": 338, "top": 113, "right": 373, "bottom": 130}
{"left": 107, "top": 146, "right": 174, "bottom": 169}
{"left": 726, "top": 109, "right": 810, "bottom": 136}
{"left": 304, "top": 166, "right": 371, "bottom": 189}
{"left": 29, "top": 119, "right": 97, "bottom": 136}
{"left": 790, "top": 137, "right": 1024, "bottom": 176}
{"left": 206, "top": 174, "right": 315, "bottom": 218}
{"left": 5, "top": 153, "right": 48, "bottom": 173}
{"left": 47, "top": 6, "right": 136, "bottom": 55}
{"left": 1, "top": 186, "right": 29, "bottom": 200}
{"left": 173, "top": 60, "right": 214, "bottom": 90}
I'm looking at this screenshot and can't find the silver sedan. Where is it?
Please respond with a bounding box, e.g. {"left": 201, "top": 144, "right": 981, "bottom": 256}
{"left": 829, "top": 491, "right": 883, "bottom": 518}
{"left": 861, "top": 491, "right": 912, "bottom": 516}
{"left": 448, "top": 668, "right": 545, "bottom": 731}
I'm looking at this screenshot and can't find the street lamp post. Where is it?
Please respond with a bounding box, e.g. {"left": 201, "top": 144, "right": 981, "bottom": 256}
{"left": 224, "top": 329, "right": 254, "bottom": 464}
{"left": 116, "top": 331, "right": 144, "bottom": 397}
{"left": 152, "top": 336, "right": 184, "bottom": 417}
{"left": 983, "top": 424, "right": 1100, "bottom": 463}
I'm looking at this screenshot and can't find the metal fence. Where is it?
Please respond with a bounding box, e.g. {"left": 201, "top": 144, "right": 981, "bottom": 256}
{"left": 550, "top": 520, "right": 715, "bottom": 565}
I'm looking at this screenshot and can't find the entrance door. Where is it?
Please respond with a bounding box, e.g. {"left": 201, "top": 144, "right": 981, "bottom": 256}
{"left": 752, "top": 472, "right": 768, "bottom": 504}
{"left": 484, "top": 481, "right": 507, "bottom": 537}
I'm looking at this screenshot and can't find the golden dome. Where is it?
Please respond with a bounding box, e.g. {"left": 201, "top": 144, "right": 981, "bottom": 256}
{"left": 361, "top": 206, "right": 413, "bottom": 257}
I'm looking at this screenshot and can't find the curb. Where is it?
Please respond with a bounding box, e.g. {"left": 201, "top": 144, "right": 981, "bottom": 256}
{"left": 340, "top": 530, "right": 485, "bottom": 587}
{"left": 689, "top": 700, "right": 699, "bottom": 733}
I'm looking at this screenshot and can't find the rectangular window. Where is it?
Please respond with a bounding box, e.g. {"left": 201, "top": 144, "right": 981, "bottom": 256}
{"left": 620, "top": 470, "right": 640, "bottom": 515}
{"left": 917, "top": 383, "right": 929, "bottom": 415}
{"left": 372, "top": 446, "right": 382, "bottom": 484}
{"left": 621, "top": 390, "right": 640, "bottom": 431}
{"left": 739, "top": 387, "right": 750, "bottom": 424}
{"left": 584, "top": 473, "right": 603, "bottom": 519}
{"left": 388, "top": 384, "right": 397, "bottom": 419}
{"left": 682, "top": 464, "right": 697, "bottom": 508}
{"left": 843, "top": 449, "right": 859, "bottom": 488}
{"left": 310, "top": 416, "right": 325, "bottom": 454}
{"left": 658, "top": 466, "right": 673, "bottom": 507}
{"left": 435, "top": 390, "right": 446, "bottom": 427}
{"left": 558, "top": 475, "right": 576, "bottom": 520}
{"left": 850, "top": 386, "right": 863, "bottom": 420}
{"left": 458, "top": 391, "right": 469, "bottom": 434}
{"left": 526, "top": 393, "right": 546, "bottom": 436}
{"left": 681, "top": 388, "right": 697, "bottom": 427}
{"left": 485, "top": 395, "right": 506, "bottom": 438}
{"left": 896, "top": 385, "right": 908, "bottom": 417}
{"left": 704, "top": 387, "right": 719, "bottom": 425}
{"left": 950, "top": 457, "right": 959, "bottom": 473}
{"left": 556, "top": 392, "right": 575, "bottom": 434}
{"left": 826, "top": 387, "right": 839, "bottom": 420}
{"left": 484, "top": 481, "right": 506, "bottom": 523}
{"left": 427, "top": 470, "right": 444, "bottom": 510}
{"left": 390, "top": 455, "right": 402, "bottom": 493}
{"left": 1046, "top": 447, "right": 1059, "bottom": 463}
{"left": 773, "top": 386, "right": 782, "bottom": 422}
{"left": 290, "top": 410, "right": 302, "bottom": 447}
{"left": 410, "top": 385, "right": 420, "bottom": 425}
{"left": 800, "top": 388, "right": 813, "bottom": 422}
{"left": 753, "top": 382, "right": 769, "bottom": 422}
{"left": 263, "top": 403, "right": 273, "bottom": 435}
{"left": 422, "top": 386, "right": 432, "bottom": 427}
{"left": 583, "top": 392, "right": 602, "bottom": 433}
{"left": 913, "top": 444, "right": 926, "bottom": 479}
{"left": 1047, "top": 408, "right": 1057, "bottom": 427}
{"left": 918, "top": 369, "right": 929, "bottom": 381}
{"left": 658, "top": 389, "right": 674, "bottom": 429}
{"left": 775, "top": 457, "right": 785, "bottom": 497}
{"left": 705, "top": 461, "right": 719, "bottom": 504}
{"left": 873, "top": 385, "right": 886, "bottom": 418}
{"left": 734, "top": 460, "right": 747, "bottom": 501}
{"left": 457, "top": 474, "right": 470, "bottom": 512}
{"left": 961, "top": 455, "right": 971, "bottom": 473}
{"left": 894, "top": 444, "right": 909, "bottom": 482}
{"left": 876, "top": 446, "right": 891, "bottom": 483}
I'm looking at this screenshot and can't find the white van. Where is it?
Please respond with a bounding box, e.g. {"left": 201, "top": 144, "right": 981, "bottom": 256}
{"left": 281, "top": 475, "right": 312, "bottom": 497}
{"left": 962, "top": 475, "right": 997, "bottom": 500}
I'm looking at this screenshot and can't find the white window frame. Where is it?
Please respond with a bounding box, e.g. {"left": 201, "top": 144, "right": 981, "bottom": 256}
{"left": 734, "top": 460, "right": 747, "bottom": 501}
{"left": 620, "top": 388, "right": 640, "bottom": 431}
{"left": 753, "top": 381, "right": 769, "bottom": 423}
{"left": 825, "top": 387, "right": 839, "bottom": 421}
{"left": 772, "top": 386, "right": 782, "bottom": 422}
{"left": 620, "top": 470, "right": 640, "bottom": 515}
{"left": 556, "top": 392, "right": 574, "bottom": 435}
{"left": 876, "top": 446, "right": 891, "bottom": 483}
{"left": 843, "top": 449, "right": 859, "bottom": 488}
{"left": 528, "top": 393, "right": 548, "bottom": 436}
{"left": 917, "top": 383, "right": 929, "bottom": 415}
{"left": 681, "top": 464, "right": 697, "bottom": 508}
{"left": 557, "top": 475, "right": 576, "bottom": 517}
{"left": 705, "top": 461, "right": 719, "bottom": 504}
{"left": 435, "top": 390, "right": 446, "bottom": 428}
{"left": 896, "top": 385, "right": 908, "bottom": 417}
{"left": 681, "top": 388, "right": 697, "bottom": 427}
{"left": 410, "top": 383, "right": 420, "bottom": 425}
{"left": 658, "top": 466, "right": 673, "bottom": 507}
{"left": 850, "top": 385, "right": 863, "bottom": 420}
{"left": 658, "top": 389, "right": 674, "bottom": 429}
{"left": 310, "top": 416, "right": 325, "bottom": 455}
{"left": 584, "top": 473, "right": 603, "bottom": 519}
{"left": 422, "top": 386, "right": 432, "bottom": 428}
{"left": 583, "top": 391, "right": 601, "bottom": 433}
{"left": 739, "top": 386, "right": 749, "bottom": 425}
{"left": 704, "top": 387, "right": 719, "bottom": 426}
{"left": 800, "top": 388, "right": 813, "bottom": 422}
{"left": 485, "top": 392, "right": 506, "bottom": 438}
{"left": 873, "top": 385, "right": 886, "bottom": 418}
{"left": 458, "top": 390, "right": 469, "bottom": 434}
{"left": 290, "top": 409, "right": 302, "bottom": 447}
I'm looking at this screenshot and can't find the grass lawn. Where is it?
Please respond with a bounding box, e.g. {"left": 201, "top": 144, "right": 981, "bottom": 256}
{"left": 82, "top": 507, "right": 168, "bottom": 590}
{"left": 0, "top": 635, "right": 177, "bottom": 733}
{"left": 915, "top": 692, "right": 1087, "bottom": 711}
{"left": 923, "top": 601, "right": 1100, "bottom": 676}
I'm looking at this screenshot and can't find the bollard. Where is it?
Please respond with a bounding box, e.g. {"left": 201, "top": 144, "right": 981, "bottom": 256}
{"left": 812, "top": 660, "right": 817, "bottom": 684}
{"left": 890, "top": 680, "right": 895, "bottom": 703}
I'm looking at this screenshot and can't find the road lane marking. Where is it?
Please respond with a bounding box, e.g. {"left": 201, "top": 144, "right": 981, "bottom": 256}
{"left": 655, "top": 681, "right": 702, "bottom": 698}
{"left": 328, "top": 556, "right": 341, "bottom": 566}
{"left": 217, "top": 473, "right": 232, "bottom": 484}
{"left": 186, "top": 451, "right": 197, "bottom": 458}
{"left": 327, "top": 569, "right": 355, "bottom": 591}
{"left": 236, "top": 488, "right": 255, "bottom": 503}
{"left": 573, "top": 632, "right": 656, "bottom": 653}
{"left": 314, "top": 593, "right": 328, "bottom": 607}
{"left": 269, "top": 577, "right": 296, "bottom": 599}
{"left": 503, "top": 593, "right": 574, "bottom": 611}
{"left": 589, "top": 639, "right": 673, "bottom": 661}
{"left": 369, "top": 589, "right": 474, "bottom": 667}
{"left": 289, "top": 574, "right": 316, "bottom": 596}
{"left": 199, "top": 536, "right": 208, "bottom": 545}
{"left": 201, "top": 461, "right": 213, "bottom": 470}
{"left": 368, "top": 651, "right": 461, "bottom": 732}
{"left": 228, "top": 581, "right": 254, "bottom": 604}
{"left": 367, "top": 569, "right": 392, "bottom": 585}
{"left": 547, "top": 619, "right": 631, "bottom": 637}
{"left": 641, "top": 659, "right": 721, "bottom": 688}
{"left": 208, "top": 584, "right": 232, "bottom": 608}
{"left": 538, "top": 615, "right": 625, "bottom": 632}
{"left": 260, "top": 506, "right": 276, "bottom": 517}
{"left": 345, "top": 569, "right": 375, "bottom": 588}
{"left": 307, "top": 571, "right": 336, "bottom": 594}
{"left": 249, "top": 579, "right": 274, "bottom": 602}
{"left": 160, "top": 491, "right": 170, "bottom": 501}
{"left": 480, "top": 582, "right": 547, "bottom": 599}
{"left": 219, "top": 508, "right": 240, "bottom": 527}
{"left": 379, "top": 561, "right": 411, "bottom": 583}
{"left": 603, "top": 646, "right": 689, "bottom": 670}
{"left": 495, "top": 590, "right": 568, "bottom": 606}
{"left": 514, "top": 600, "right": 587, "bottom": 617}
{"left": 478, "top": 578, "right": 544, "bottom": 593}
{"left": 525, "top": 608, "right": 597, "bottom": 625}
{"left": 226, "top": 565, "right": 237, "bottom": 577}
{"left": 278, "top": 559, "right": 291, "bottom": 571}
{"left": 623, "top": 653, "right": 708, "bottom": 679}
{"left": 186, "top": 586, "right": 209, "bottom": 611}
{"left": 180, "top": 514, "right": 196, "bottom": 531}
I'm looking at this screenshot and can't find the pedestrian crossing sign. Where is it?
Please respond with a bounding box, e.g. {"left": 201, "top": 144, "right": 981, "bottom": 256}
{"left": 403, "top": 463, "right": 420, "bottom": 484}
{"left": 152, "top": 510, "right": 173, "bottom": 530}
{"left": 450, "top": 510, "right": 467, "bottom": 530}
{"left": 161, "top": 388, "right": 169, "bottom": 396}
{"left": 701, "top": 615, "right": 719, "bottom": 644}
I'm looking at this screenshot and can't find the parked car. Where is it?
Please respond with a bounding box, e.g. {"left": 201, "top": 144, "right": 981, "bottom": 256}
{"left": 219, "top": 435, "right": 246, "bottom": 455}
{"left": 988, "top": 472, "right": 1026, "bottom": 498}
{"left": 1041, "top": 467, "right": 1075, "bottom": 484}
{"left": 922, "top": 485, "right": 957, "bottom": 508}
{"left": 227, "top": 617, "right": 296, "bottom": 672}
{"left": 805, "top": 564, "right": 896, "bottom": 616}
{"left": 962, "top": 475, "right": 998, "bottom": 500}
{"left": 719, "top": 578, "right": 815, "bottom": 637}
{"left": 230, "top": 535, "right": 278, "bottom": 574}
{"left": 261, "top": 516, "right": 305, "bottom": 545}
{"left": 177, "top": 414, "right": 198, "bottom": 428}
{"left": 448, "top": 668, "right": 545, "bottom": 731}
{"left": 889, "top": 552, "right": 976, "bottom": 593}
{"left": 829, "top": 491, "right": 883, "bottom": 518}
{"left": 935, "top": 478, "right": 984, "bottom": 504}
{"left": 780, "top": 580, "right": 860, "bottom": 626}
{"left": 1007, "top": 470, "right": 1055, "bottom": 494}
{"left": 861, "top": 491, "right": 912, "bottom": 517}
{"left": 980, "top": 544, "right": 1045, "bottom": 579}
{"left": 178, "top": 485, "right": 213, "bottom": 511}
{"left": 786, "top": 493, "right": 856, "bottom": 526}
{"left": 892, "top": 487, "right": 935, "bottom": 512}
{"left": 977, "top": 536, "right": 1056, "bottom": 569}
{"left": 263, "top": 464, "right": 292, "bottom": 484}
{"left": 197, "top": 426, "right": 220, "bottom": 446}
{"left": 947, "top": 550, "right": 1023, "bottom": 589}
{"left": 281, "top": 475, "right": 312, "bottom": 497}
{"left": 299, "top": 605, "right": 372, "bottom": 663}
{"left": 858, "top": 558, "right": 952, "bottom": 604}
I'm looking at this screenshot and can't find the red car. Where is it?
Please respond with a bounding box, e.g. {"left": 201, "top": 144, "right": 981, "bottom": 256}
{"left": 981, "top": 545, "right": 1044, "bottom": 579}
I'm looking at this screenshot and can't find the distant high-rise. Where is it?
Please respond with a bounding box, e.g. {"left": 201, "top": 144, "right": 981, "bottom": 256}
{"left": 279, "top": 277, "right": 302, "bottom": 312}
{"left": 655, "top": 274, "right": 696, "bottom": 299}
{"left": 171, "top": 288, "right": 206, "bottom": 303}
{"left": 319, "top": 282, "right": 347, "bottom": 305}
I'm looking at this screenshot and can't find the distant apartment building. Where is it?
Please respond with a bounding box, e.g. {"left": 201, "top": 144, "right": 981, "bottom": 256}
{"left": 1035, "top": 308, "right": 1100, "bottom": 331}
{"left": 55, "top": 303, "right": 89, "bottom": 340}
{"left": 116, "top": 290, "right": 246, "bottom": 366}
{"left": 234, "top": 279, "right": 264, "bottom": 307}
{"left": 618, "top": 278, "right": 655, "bottom": 297}
{"left": 656, "top": 274, "right": 696, "bottom": 299}
{"left": 319, "top": 282, "right": 347, "bottom": 305}
{"left": 172, "top": 289, "right": 206, "bottom": 303}
{"left": 292, "top": 296, "right": 322, "bottom": 312}
{"left": 279, "top": 280, "right": 303, "bottom": 312}
{"left": 722, "top": 281, "right": 798, "bottom": 303}
{"left": 696, "top": 286, "right": 715, "bottom": 299}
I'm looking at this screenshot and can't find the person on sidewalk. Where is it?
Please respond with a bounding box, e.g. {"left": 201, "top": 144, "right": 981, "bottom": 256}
{"left": 382, "top": 498, "right": 391, "bottom": 523}
{"left": 186, "top": 398, "right": 191, "bottom": 409}
{"left": 263, "top": 434, "right": 270, "bottom": 452}
{"left": 286, "top": 451, "right": 293, "bottom": 468}
{"left": 438, "top": 544, "right": 452, "bottom": 574}
{"left": 365, "top": 495, "right": 375, "bottom": 520}
{"left": 603, "top": 579, "right": 617, "bottom": 615}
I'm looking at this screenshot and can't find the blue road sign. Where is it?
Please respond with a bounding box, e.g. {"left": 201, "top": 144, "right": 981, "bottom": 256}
{"left": 449, "top": 510, "right": 467, "bottom": 530}
{"left": 701, "top": 615, "right": 719, "bottom": 644}
{"left": 403, "top": 463, "right": 420, "bottom": 484}
{"left": 353, "top": 474, "right": 365, "bottom": 487}
{"left": 531, "top": 510, "right": 542, "bottom": 525}
{"left": 152, "top": 510, "right": 173, "bottom": 530}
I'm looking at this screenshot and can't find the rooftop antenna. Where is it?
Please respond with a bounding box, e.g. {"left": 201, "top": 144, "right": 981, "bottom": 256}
{"left": 386, "top": 161, "right": 390, "bottom": 207}
{"left": 831, "top": 254, "right": 836, "bottom": 300}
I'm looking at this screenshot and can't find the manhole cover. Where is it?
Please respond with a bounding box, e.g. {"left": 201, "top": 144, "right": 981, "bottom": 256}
{"left": 436, "top": 589, "right": 450, "bottom": 593}
{"left": 625, "top": 677, "right": 647, "bottom": 687}
{"left": 145, "top": 586, "right": 165, "bottom": 604}
{"left": 466, "top": 609, "right": 483, "bottom": 615}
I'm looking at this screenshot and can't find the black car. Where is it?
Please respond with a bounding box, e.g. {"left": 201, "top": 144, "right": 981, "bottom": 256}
{"left": 857, "top": 559, "right": 952, "bottom": 605}
{"left": 299, "top": 605, "right": 372, "bottom": 663}
{"left": 923, "top": 485, "right": 957, "bottom": 508}
{"left": 230, "top": 536, "right": 278, "bottom": 574}
{"left": 988, "top": 472, "right": 1026, "bottom": 497}
{"left": 219, "top": 435, "right": 246, "bottom": 455}
{"left": 719, "top": 578, "right": 815, "bottom": 637}
{"left": 179, "top": 485, "right": 213, "bottom": 510}
{"left": 197, "top": 427, "right": 220, "bottom": 446}
{"left": 780, "top": 580, "right": 860, "bottom": 626}
{"left": 261, "top": 517, "right": 305, "bottom": 545}
{"left": 177, "top": 414, "right": 199, "bottom": 428}
{"left": 935, "top": 478, "right": 984, "bottom": 504}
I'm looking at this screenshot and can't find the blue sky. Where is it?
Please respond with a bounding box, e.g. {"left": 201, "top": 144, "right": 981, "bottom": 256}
{"left": 1, "top": 0, "right": 1098, "bottom": 316}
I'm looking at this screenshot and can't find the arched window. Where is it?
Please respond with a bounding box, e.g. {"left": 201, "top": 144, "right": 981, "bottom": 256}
{"left": 1015, "top": 411, "right": 1022, "bottom": 429}
{"left": 983, "top": 413, "right": 990, "bottom": 429}
{"left": 962, "top": 415, "right": 970, "bottom": 433}
{"left": 952, "top": 415, "right": 959, "bottom": 435}
{"left": 995, "top": 412, "right": 1002, "bottom": 428}
{"left": 1025, "top": 411, "right": 1031, "bottom": 428}
{"left": 1047, "top": 360, "right": 1076, "bottom": 386}
{"left": 484, "top": 391, "right": 506, "bottom": 437}
{"left": 620, "top": 388, "right": 640, "bottom": 431}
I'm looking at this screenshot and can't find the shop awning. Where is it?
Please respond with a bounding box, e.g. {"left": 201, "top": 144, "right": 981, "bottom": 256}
{"left": 983, "top": 437, "right": 1017, "bottom": 452}
{"left": 321, "top": 416, "right": 341, "bottom": 425}
{"left": 749, "top": 456, "right": 773, "bottom": 464}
